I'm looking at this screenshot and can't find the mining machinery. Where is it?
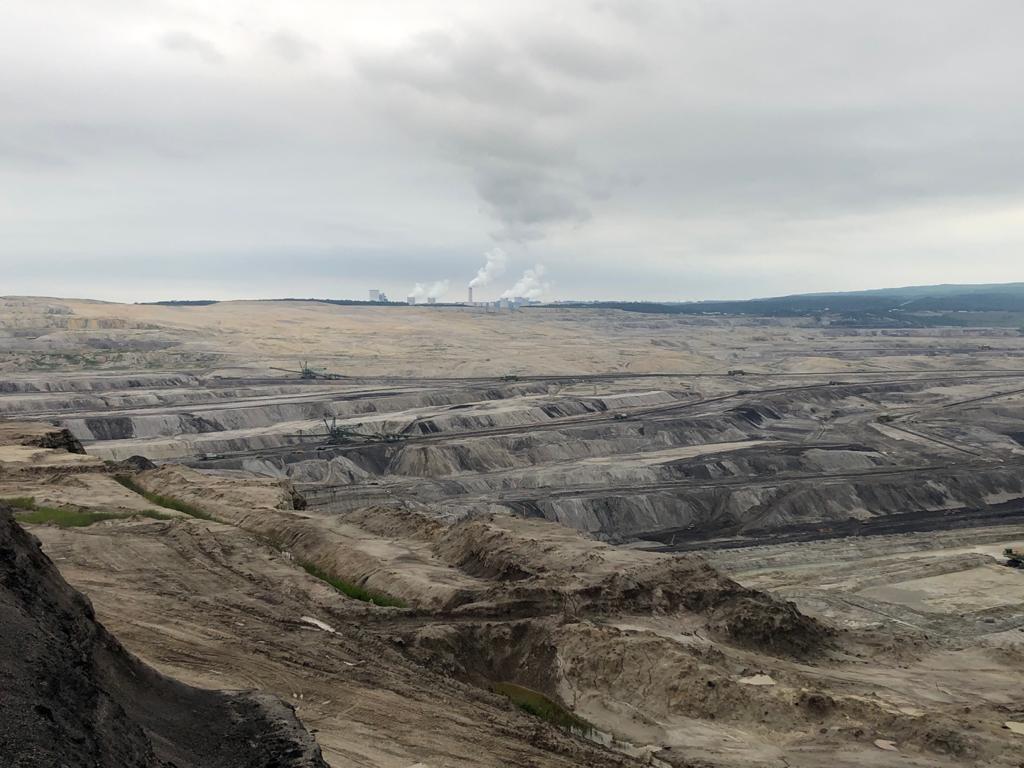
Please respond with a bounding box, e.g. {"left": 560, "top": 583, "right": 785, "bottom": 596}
{"left": 270, "top": 361, "right": 345, "bottom": 380}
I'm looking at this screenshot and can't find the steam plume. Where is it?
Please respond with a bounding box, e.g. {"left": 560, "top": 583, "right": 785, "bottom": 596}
{"left": 410, "top": 280, "right": 450, "bottom": 300}
{"left": 468, "top": 248, "right": 507, "bottom": 288}
{"left": 501, "top": 264, "right": 549, "bottom": 299}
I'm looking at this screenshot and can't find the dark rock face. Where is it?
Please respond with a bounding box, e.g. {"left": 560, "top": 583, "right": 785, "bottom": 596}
{"left": 84, "top": 416, "right": 135, "bottom": 441}
{"left": 283, "top": 482, "right": 308, "bottom": 511}
{"left": 0, "top": 505, "right": 328, "bottom": 768}
{"left": 110, "top": 455, "right": 158, "bottom": 472}
{"left": 23, "top": 427, "right": 86, "bottom": 454}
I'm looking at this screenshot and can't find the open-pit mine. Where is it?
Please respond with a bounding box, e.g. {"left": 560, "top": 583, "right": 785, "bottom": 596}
{"left": 4, "top": 295, "right": 1024, "bottom": 767}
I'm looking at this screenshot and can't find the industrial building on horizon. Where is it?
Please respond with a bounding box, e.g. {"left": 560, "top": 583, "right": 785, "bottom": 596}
{"left": 367, "top": 286, "right": 539, "bottom": 310}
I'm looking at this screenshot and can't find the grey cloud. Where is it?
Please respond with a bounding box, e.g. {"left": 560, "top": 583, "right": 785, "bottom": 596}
{"left": 588, "top": 0, "right": 665, "bottom": 25}
{"left": 471, "top": 162, "right": 590, "bottom": 241}
{"left": 357, "top": 31, "right": 579, "bottom": 115}
{"left": 4, "top": 0, "right": 1024, "bottom": 302}
{"left": 0, "top": 140, "right": 70, "bottom": 170}
{"left": 522, "top": 32, "right": 644, "bottom": 81}
{"left": 4, "top": 121, "right": 199, "bottom": 165}
{"left": 608, "top": 98, "right": 1024, "bottom": 221}
{"left": 160, "top": 30, "right": 224, "bottom": 64}
{"left": 265, "top": 30, "right": 319, "bottom": 63}
{"left": 356, "top": 25, "right": 642, "bottom": 241}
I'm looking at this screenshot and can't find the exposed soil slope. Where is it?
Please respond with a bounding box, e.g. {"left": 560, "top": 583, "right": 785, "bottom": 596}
{"left": 0, "top": 504, "right": 327, "bottom": 768}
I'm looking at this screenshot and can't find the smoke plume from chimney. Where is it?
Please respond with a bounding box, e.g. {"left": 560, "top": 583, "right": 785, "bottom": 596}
{"left": 410, "top": 280, "right": 450, "bottom": 301}
{"left": 468, "top": 248, "right": 507, "bottom": 289}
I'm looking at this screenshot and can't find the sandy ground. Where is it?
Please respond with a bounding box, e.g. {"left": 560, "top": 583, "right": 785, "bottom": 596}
{"left": 32, "top": 519, "right": 628, "bottom": 768}
{"left": 5, "top": 296, "right": 1024, "bottom": 378}
{"left": 709, "top": 524, "right": 1024, "bottom": 639}
{"left": 33, "top": 509, "right": 1021, "bottom": 768}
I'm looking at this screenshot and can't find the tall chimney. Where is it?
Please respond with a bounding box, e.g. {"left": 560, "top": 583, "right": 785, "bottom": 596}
{"left": 468, "top": 286, "right": 474, "bottom": 304}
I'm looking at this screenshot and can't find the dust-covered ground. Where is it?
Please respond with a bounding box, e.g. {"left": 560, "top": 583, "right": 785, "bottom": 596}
{"left": 4, "top": 295, "right": 1024, "bottom": 378}
{"left": 4, "top": 297, "right": 1024, "bottom": 766}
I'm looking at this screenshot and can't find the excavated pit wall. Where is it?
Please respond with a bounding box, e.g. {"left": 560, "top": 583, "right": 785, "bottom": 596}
{"left": 499, "top": 465, "right": 1024, "bottom": 541}
{"left": 0, "top": 372, "right": 201, "bottom": 394}
{"left": 266, "top": 413, "right": 755, "bottom": 486}
{"left": 0, "top": 383, "right": 327, "bottom": 417}
{"left": 55, "top": 384, "right": 684, "bottom": 459}
{"left": 20, "top": 373, "right": 1024, "bottom": 546}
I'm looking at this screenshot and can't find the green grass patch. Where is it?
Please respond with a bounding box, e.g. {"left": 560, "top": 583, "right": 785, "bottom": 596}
{"left": 5, "top": 496, "right": 175, "bottom": 528}
{"left": 112, "top": 475, "right": 215, "bottom": 521}
{"left": 297, "top": 559, "right": 406, "bottom": 608}
{"left": 492, "top": 682, "right": 594, "bottom": 735}
{"left": 19, "top": 507, "right": 125, "bottom": 527}
{"left": 1, "top": 496, "right": 37, "bottom": 510}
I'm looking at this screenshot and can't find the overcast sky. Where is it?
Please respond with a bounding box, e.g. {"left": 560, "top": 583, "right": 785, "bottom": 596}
{"left": 3, "top": 0, "right": 1023, "bottom": 303}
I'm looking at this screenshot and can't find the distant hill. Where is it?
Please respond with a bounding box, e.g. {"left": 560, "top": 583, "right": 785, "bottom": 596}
{"left": 809, "top": 282, "right": 1024, "bottom": 299}
{"left": 140, "top": 300, "right": 220, "bottom": 306}
{"left": 553, "top": 283, "right": 1024, "bottom": 327}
